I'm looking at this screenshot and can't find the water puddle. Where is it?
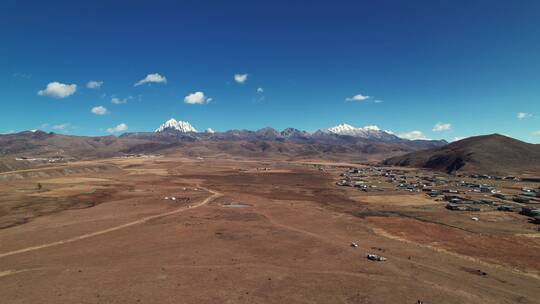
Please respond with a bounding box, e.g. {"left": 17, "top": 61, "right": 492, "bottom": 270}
{"left": 223, "top": 203, "right": 251, "bottom": 208}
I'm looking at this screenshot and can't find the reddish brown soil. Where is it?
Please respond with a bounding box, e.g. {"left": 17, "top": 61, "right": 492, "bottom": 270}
{"left": 0, "top": 156, "right": 539, "bottom": 304}
{"left": 367, "top": 216, "right": 540, "bottom": 274}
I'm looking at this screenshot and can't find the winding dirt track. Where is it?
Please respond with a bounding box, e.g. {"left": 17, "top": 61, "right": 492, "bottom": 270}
{"left": 0, "top": 187, "right": 222, "bottom": 259}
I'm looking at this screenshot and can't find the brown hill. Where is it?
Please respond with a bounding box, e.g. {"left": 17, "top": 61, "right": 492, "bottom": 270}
{"left": 0, "top": 131, "right": 147, "bottom": 172}
{"left": 382, "top": 134, "right": 540, "bottom": 175}
{"left": 0, "top": 131, "right": 148, "bottom": 158}
{"left": 0, "top": 130, "right": 447, "bottom": 173}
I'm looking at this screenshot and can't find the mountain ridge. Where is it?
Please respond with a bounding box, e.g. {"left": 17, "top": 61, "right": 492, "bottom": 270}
{"left": 382, "top": 134, "right": 540, "bottom": 175}
{"left": 150, "top": 119, "right": 444, "bottom": 144}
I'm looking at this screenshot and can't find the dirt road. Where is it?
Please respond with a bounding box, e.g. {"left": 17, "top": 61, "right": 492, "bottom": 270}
{"left": 0, "top": 187, "right": 222, "bottom": 259}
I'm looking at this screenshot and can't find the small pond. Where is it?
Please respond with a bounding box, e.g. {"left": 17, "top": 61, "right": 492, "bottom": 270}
{"left": 223, "top": 203, "right": 251, "bottom": 208}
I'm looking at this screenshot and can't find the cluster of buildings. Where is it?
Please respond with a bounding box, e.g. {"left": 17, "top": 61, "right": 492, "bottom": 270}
{"left": 444, "top": 186, "right": 540, "bottom": 227}
{"left": 462, "top": 174, "right": 520, "bottom": 181}
{"left": 336, "top": 167, "right": 386, "bottom": 192}
{"left": 439, "top": 182, "right": 540, "bottom": 217}
{"left": 444, "top": 195, "right": 494, "bottom": 212}
{"left": 114, "top": 154, "right": 161, "bottom": 159}
{"left": 336, "top": 166, "right": 460, "bottom": 194}
{"left": 458, "top": 180, "right": 496, "bottom": 193}
{"left": 335, "top": 166, "right": 540, "bottom": 228}
{"left": 15, "top": 156, "right": 69, "bottom": 163}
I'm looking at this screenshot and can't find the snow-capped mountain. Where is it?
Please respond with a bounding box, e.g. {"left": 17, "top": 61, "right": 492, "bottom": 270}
{"left": 155, "top": 119, "right": 197, "bottom": 133}
{"left": 119, "top": 120, "right": 446, "bottom": 151}
{"left": 320, "top": 123, "right": 398, "bottom": 140}
{"left": 144, "top": 120, "right": 444, "bottom": 146}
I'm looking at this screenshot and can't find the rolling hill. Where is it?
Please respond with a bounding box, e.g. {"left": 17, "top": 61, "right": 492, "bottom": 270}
{"left": 382, "top": 134, "right": 540, "bottom": 175}
{"left": 0, "top": 122, "right": 448, "bottom": 173}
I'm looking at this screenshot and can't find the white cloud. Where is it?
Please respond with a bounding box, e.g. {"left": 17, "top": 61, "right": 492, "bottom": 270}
{"left": 517, "top": 112, "right": 532, "bottom": 120}
{"left": 111, "top": 97, "right": 128, "bottom": 104}
{"left": 398, "top": 130, "right": 429, "bottom": 140}
{"left": 106, "top": 123, "right": 128, "bottom": 133}
{"left": 374, "top": 99, "right": 384, "bottom": 103}
{"left": 91, "top": 106, "right": 109, "bottom": 115}
{"left": 346, "top": 94, "right": 370, "bottom": 101}
{"left": 86, "top": 80, "right": 103, "bottom": 89}
{"left": 234, "top": 74, "right": 248, "bottom": 84}
{"left": 533, "top": 130, "right": 540, "bottom": 136}
{"left": 256, "top": 87, "right": 264, "bottom": 93}
{"left": 452, "top": 136, "right": 466, "bottom": 142}
{"left": 37, "top": 82, "right": 77, "bottom": 98}
{"left": 184, "top": 91, "right": 211, "bottom": 104}
{"left": 432, "top": 122, "right": 451, "bottom": 132}
{"left": 134, "top": 73, "right": 167, "bottom": 86}
{"left": 52, "top": 123, "right": 70, "bottom": 130}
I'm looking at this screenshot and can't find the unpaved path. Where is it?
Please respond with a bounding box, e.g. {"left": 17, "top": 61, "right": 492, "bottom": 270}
{"left": 0, "top": 187, "right": 222, "bottom": 259}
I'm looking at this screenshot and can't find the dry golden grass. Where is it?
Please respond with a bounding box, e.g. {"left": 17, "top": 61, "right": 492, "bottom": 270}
{"left": 125, "top": 168, "right": 169, "bottom": 176}
{"left": 29, "top": 185, "right": 106, "bottom": 198}
{"left": 39, "top": 177, "right": 110, "bottom": 184}
{"left": 352, "top": 193, "right": 438, "bottom": 206}
{"left": 0, "top": 156, "right": 539, "bottom": 304}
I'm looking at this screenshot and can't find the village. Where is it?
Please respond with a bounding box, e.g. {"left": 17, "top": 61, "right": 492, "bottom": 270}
{"left": 15, "top": 155, "right": 73, "bottom": 163}
{"left": 335, "top": 166, "right": 540, "bottom": 229}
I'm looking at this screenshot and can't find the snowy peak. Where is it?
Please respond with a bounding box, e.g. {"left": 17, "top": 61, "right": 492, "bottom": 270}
{"left": 155, "top": 118, "right": 198, "bottom": 133}
{"left": 150, "top": 120, "right": 411, "bottom": 142}
{"left": 321, "top": 123, "right": 397, "bottom": 140}
{"left": 326, "top": 123, "right": 357, "bottom": 134}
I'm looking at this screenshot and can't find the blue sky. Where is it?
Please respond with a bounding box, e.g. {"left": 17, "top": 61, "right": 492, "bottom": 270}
{"left": 1, "top": 0, "right": 539, "bottom": 142}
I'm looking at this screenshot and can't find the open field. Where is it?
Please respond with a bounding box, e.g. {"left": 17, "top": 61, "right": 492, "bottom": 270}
{"left": 0, "top": 155, "right": 539, "bottom": 303}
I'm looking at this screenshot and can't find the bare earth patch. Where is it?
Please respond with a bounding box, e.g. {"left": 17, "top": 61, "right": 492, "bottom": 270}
{"left": 368, "top": 216, "right": 540, "bottom": 276}
{"left": 352, "top": 194, "right": 438, "bottom": 206}
{"left": 38, "top": 177, "right": 111, "bottom": 184}
{"left": 0, "top": 157, "right": 539, "bottom": 304}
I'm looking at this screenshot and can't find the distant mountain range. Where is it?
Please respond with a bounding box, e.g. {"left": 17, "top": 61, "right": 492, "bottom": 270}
{"left": 383, "top": 134, "right": 540, "bottom": 175}
{"left": 0, "top": 119, "right": 448, "bottom": 173}
{"left": 149, "top": 118, "right": 443, "bottom": 145}
{"left": 2, "top": 121, "right": 538, "bottom": 176}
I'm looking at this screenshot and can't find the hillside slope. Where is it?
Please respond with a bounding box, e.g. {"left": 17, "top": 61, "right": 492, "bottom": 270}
{"left": 382, "top": 134, "right": 540, "bottom": 175}
{"left": 0, "top": 129, "right": 447, "bottom": 173}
